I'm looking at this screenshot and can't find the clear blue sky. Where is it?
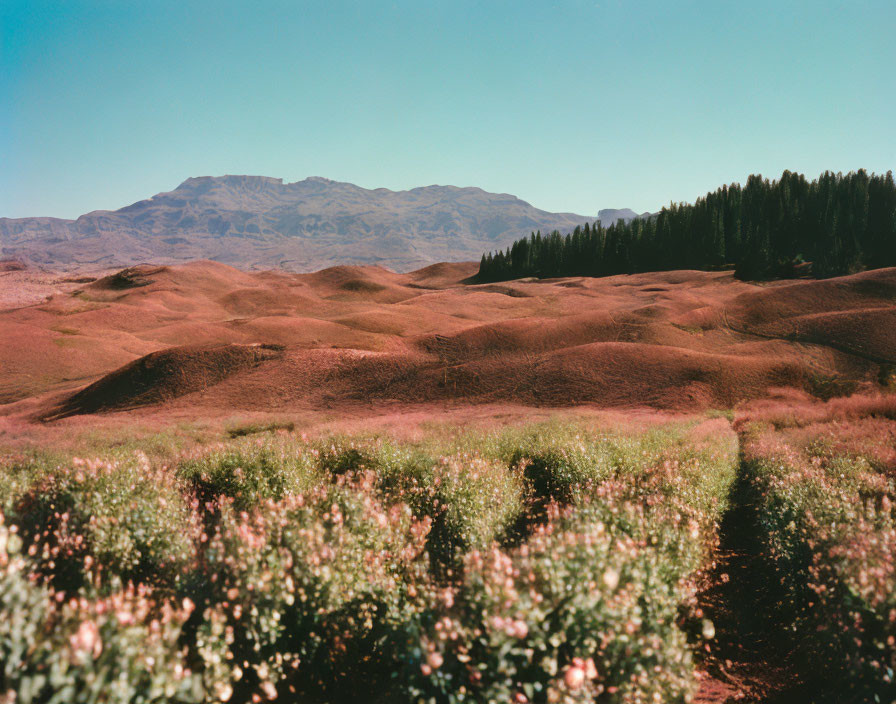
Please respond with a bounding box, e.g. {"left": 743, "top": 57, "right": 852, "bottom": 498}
{"left": 2, "top": 0, "right": 894, "bottom": 219}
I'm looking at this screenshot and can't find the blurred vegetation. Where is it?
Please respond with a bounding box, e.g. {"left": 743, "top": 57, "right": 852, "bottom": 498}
{"left": 3, "top": 410, "right": 889, "bottom": 702}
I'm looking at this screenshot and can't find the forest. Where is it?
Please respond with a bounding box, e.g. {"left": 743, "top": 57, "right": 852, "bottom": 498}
{"left": 477, "top": 170, "right": 896, "bottom": 281}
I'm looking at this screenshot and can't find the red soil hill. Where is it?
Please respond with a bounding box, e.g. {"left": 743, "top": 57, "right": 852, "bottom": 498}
{"left": 0, "top": 262, "right": 892, "bottom": 420}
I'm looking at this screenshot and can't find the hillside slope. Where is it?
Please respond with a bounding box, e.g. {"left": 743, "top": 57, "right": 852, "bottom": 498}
{"left": 1, "top": 261, "right": 892, "bottom": 419}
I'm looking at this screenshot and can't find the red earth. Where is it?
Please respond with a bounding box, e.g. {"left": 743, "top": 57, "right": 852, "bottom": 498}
{"left": 0, "top": 261, "right": 893, "bottom": 430}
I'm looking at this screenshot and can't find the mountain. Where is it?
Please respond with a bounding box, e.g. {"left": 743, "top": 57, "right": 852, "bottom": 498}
{"left": 0, "top": 176, "right": 598, "bottom": 272}
{"left": 597, "top": 208, "right": 651, "bottom": 225}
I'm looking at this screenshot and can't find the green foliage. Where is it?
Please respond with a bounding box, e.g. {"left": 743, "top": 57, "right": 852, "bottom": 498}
{"left": 379, "top": 452, "right": 524, "bottom": 569}
{"left": 176, "top": 437, "right": 319, "bottom": 511}
{"left": 0, "top": 421, "right": 743, "bottom": 703}
{"left": 8, "top": 455, "right": 197, "bottom": 595}
{"left": 509, "top": 436, "right": 611, "bottom": 505}
{"left": 0, "top": 518, "right": 201, "bottom": 704}
{"left": 191, "top": 480, "right": 431, "bottom": 702}
{"left": 477, "top": 169, "right": 896, "bottom": 282}
{"left": 408, "top": 513, "right": 697, "bottom": 703}
{"left": 743, "top": 426, "right": 896, "bottom": 699}
{"left": 407, "top": 420, "right": 738, "bottom": 703}
{"left": 806, "top": 372, "right": 860, "bottom": 400}
{"left": 314, "top": 436, "right": 407, "bottom": 477}
{"left": 314, "top": 437, "right": 525, "bottom": 569}
{"left": 226, "top": 420, "right": 295, "bottom": 438}
{"left": 0, "top": 452, "right": 59, "bottom": 513}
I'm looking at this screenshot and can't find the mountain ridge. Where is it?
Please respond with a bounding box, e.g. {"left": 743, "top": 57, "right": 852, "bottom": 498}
{"left": 0, "top": 176, "right": 634, "bottom": 272}
{"left": 597, "top": 207, "right": 651, "bottom": 223}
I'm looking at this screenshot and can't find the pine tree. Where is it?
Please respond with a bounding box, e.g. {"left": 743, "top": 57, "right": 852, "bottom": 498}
{"left": 476, "top": 170, "right": 896, "bottom": 283}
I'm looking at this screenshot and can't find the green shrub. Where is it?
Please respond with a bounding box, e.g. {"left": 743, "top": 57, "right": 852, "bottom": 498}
{"left": 313, "top": 436, "right": 412, "bottom": 477}
{"left": 509, "top": 438, "right": 610, "bottom": 505}
{"left": 226, "top": 420, "right": 295, "bottom": 438}
{"left": 408, "top": 508, "right": 698, "bottom": 703}
{"left": 406, "top": 422, "right": 738, "bottom": 704}
{"left": 315, "top": 438, "right": 525, "bottom": 570}
{"left": 504, "top": 420, "right": 736, "bottom": 524}
{"left": 177, "top": 437, "right": 320, "bottom": 511}
{"left": 744, "top": 427, "right": 896, "bottom": 700}
{"left": 0, "top": 420, "right": 743, "bottom": 702}
{"left": 9, "top": 454, "right": 197, "bottom": 595}
{"left": 0, "top": 453, "right": 61, "bottom": 513}
{"left": 0, "top": 515, "right": 201, "bottom": 704}
{"left": 192, "top": 479, "right": 432, "bottom": 702}
{"left": 377, "top": 452, "right": 524, "bottom": 570}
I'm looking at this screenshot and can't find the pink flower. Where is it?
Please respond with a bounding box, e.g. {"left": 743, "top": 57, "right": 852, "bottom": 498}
{"left": 441, "top": 588, "right": 455, "bottom": 608}
{"left": 70, "top": 620, "right": 102, "bottom": 659}
{"left": 602, "top": 568, "right": 620, "bottom": 591}
{"left": 584, "top": 658, "right": 598, "bottom": 679}
{"left": 564, "top": 664, "right": 586, "bottom": 690}
{"left": 260, "top": 681, "right": 277, "bottom": 700}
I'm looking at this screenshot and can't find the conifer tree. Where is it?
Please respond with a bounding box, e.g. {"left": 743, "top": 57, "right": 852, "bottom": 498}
{"left": 477, "top": 170, "right": 896, "bottom": 283}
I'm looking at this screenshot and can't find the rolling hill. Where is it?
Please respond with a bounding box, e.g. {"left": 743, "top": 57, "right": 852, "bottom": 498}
{"left": 1, "top": 260, "right": 893, "bottom": 422}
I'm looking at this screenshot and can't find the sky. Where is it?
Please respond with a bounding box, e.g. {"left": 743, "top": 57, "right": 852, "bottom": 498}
{"left": 2, "top": 0, "right": 894, "bottom": 219}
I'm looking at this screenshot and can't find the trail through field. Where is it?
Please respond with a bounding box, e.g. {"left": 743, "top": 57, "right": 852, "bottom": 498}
{"left": 694, "top": 451, "right": 805, "bottom": 703}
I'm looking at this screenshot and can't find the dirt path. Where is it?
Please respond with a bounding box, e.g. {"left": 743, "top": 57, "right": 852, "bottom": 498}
{"left": 692, "top": 458, "right": 806, "bottom": 703}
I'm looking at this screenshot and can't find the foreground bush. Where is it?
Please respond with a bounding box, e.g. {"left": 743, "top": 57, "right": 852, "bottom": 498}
{"left": 0, "top": 515, "right": 201, "bottom": 704}
{"left": 315, "top": 438, "right": 525, "bottom": 569}
{"left": 0, "top": 453, "right": 58, "bottom": 514}
{"left": 504, "top": 420, "right": 736, "bottom": 521}
{"left": 8, "top": 454, "right": 198, "bottom": 595}
{"left": 742, "top": 419, "right": 896, "bottom": 701}
{"left": 409, "top": 506, "right": 700, "bottom": 703}
{"left": 177, "top": 436, "right": 319, "bottom": 511}
{"left": 190, "top": 477, "right": 433, "bottom": 702}
{"left": 407, "top": 420, "right": 738, "bottom": 703}
{"left": 0, "top": 419, "right": 741, "bottom": 702}
{"left": 378, "top": 452, "right": 524, "bottom": 570}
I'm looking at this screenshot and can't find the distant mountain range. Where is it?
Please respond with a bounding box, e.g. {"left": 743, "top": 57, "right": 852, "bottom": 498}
{"left": 0, "top": 175, "right": 642, "bottom": 272}
{"left": 597, "top": 208, "right": 652, "bottom": 224}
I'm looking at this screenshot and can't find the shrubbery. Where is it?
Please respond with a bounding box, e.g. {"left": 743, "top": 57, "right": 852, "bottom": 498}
{"left": 9, "top": 454, "right": 198, "bottom": 595}
{"left": 409, "top": 505, "right": 699, "bottom": 703}
{"left": 191, "top": 478, "right": 432, "bottom": 702}
{"left": 0, "top": 419, "right": 740, "bottom": 703}
{"left": 0, "top": 515, "right": 201, "bottom": 704}
{"left": 315, "top": 438, "right": 525, "bottom": 569}
{"left": 742, "top": 421, "right": 896, "bottom": 701}
{"left": 177, "top": 437, "right": 319, "bottom": 511}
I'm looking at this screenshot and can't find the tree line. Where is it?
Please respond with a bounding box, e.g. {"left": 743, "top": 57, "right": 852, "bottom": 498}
{"left": 477, "top": 170, "right": 896, "bottom": 282}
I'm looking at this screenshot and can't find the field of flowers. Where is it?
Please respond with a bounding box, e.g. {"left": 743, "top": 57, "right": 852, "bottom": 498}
{"left": 739, "top": 412, "right": 896, "bottom": 702}
{"left": 0, "top": 418, "right": 738, "bottom": 704}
